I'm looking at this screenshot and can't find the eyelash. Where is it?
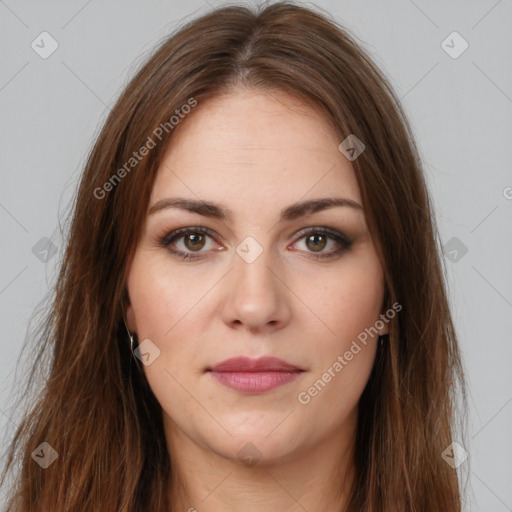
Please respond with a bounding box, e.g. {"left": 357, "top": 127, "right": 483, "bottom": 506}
{"left": 157, "top": 226, "right": 353, "bottom": 262}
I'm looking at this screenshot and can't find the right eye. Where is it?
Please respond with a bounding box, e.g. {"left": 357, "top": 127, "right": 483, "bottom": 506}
{"left": 159, "top": 226, "right": 223, "bottom": 261}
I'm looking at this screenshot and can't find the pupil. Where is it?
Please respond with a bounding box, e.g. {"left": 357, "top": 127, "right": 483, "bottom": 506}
{"left": 184, "top": 233, "right": 327, "bottom": 252}
{"left": 187, "top": 233, "right": 204, "bottom": 250}
{"left": 308, "top": 234, "right": 325, "bottom": 251}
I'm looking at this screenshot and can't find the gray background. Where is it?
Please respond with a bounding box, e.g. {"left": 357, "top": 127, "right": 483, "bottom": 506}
{"left": 1, "top": 0, "right": 511, "bottom": 510}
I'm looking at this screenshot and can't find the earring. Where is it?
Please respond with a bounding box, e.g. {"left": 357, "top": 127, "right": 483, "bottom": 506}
{"left": 123, "top": 309, "right": 143, "bottom": 370}
{"left": 124, "top": 321, "right": 142, "bottom": 369}
{"left": 123, "top": 321, "right": 133, "bottom": 353}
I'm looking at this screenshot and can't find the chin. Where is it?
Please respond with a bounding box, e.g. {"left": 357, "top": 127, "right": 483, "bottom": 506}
{"left": 213, "top": 435, "right": 300, "bottom": 468}
{"left": 199, "top": 417, "right": 304, "bottom": 466}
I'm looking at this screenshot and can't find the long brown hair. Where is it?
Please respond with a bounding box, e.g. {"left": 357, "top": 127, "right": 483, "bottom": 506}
{"left": 1, "top": 2, "right": 469, "bottom": 510}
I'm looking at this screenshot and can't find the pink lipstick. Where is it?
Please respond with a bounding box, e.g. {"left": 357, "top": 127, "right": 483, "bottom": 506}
{"left": 206, "top": 356, "right": 304, "bottom": 393}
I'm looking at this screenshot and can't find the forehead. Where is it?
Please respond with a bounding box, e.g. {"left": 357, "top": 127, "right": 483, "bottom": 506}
{"left": 150, "top": 89, "right": 361, "bottom": 215}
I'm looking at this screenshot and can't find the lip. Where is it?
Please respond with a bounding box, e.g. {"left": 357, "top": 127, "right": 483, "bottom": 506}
{"left": 208, "top": 356, "right": 302, "bottom": 373}
{"left": 206, "top": 356, "right": 305, "bottom": 393}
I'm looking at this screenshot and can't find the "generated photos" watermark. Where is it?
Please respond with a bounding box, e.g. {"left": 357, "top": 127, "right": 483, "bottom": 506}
{"left": 94, "top": 97, "right": 198, "bottom": 200}
{"left": 297, "top": 301, "right": 402, "bottom": 405}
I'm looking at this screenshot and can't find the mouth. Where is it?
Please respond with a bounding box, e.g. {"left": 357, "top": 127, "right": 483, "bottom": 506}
{"left": 206, "top": 356, "right": 305, "bottom": 393}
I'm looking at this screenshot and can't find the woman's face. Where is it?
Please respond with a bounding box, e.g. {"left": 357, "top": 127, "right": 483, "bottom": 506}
{"left": 125, "top": 88, "right": 387, "bottom": 466}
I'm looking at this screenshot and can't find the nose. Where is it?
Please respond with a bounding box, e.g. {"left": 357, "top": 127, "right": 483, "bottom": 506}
{"left": 220, "top": 243, "right": 292, "bottom": 335}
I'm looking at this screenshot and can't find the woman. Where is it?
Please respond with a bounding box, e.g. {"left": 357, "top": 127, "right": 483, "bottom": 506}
{"left": 1, "top": 2, "right": 469, "bottom": 511}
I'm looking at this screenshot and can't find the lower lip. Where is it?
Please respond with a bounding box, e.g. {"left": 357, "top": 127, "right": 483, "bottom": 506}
{"left": 208, "top": 371, "right": 303, "bottom": 393}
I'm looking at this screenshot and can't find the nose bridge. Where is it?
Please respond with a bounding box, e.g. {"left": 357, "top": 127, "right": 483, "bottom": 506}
{"left": 222, "top": 235, "right": 290, "bottom": 330}
{"left": 235, "top": 241, "right": 274, "bottom": 293}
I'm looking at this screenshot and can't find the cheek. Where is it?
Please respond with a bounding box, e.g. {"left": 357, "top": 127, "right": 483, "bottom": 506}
{"left": 296, "top": 252, "right": 383, "bottom": 390}
{"left": 296, "top": 340, "right": 376, "bottom": 443}
{"left": 299, "top": 252, "right": 385, "bottom": 346}
{"left": 128, "top": 253, "right": 208, "bottom": 338}
{"left": 294, "top": 271, "right": 382, "bottom": 434}
{"left": 127, "top": 253, "right": 211, "bottom": 385}
{"left": 127, "top": 257, "right": 204, "bottom": 415}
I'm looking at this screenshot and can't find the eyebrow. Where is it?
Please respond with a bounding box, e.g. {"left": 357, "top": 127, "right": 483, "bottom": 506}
{"left": 148, "top": 196, "right": 363, "bottom": 221}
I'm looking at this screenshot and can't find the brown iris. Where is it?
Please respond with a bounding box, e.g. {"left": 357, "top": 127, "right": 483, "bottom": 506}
{"left": 305, "top": 233, "right": 327, "bottom": 252}
{"left": 184, "top": 233, "right": 206, "bottom": 251}
{"left": 183, "top": 232, "right": 328, "bottom": 253}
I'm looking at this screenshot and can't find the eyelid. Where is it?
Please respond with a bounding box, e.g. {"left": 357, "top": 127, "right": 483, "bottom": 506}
{"left": 159, "top": 226, "right": 222, "bottom": 251}
{"left": 158, "top": 225, "right": 352, "bottom": 260}
{"left": 292, "top": 226, "right": 352, "bottom": 245}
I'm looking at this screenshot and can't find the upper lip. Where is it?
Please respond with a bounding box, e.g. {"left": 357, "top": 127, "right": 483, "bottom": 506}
{"left": 207, "top": 356, "right": 303, "bottom": 373}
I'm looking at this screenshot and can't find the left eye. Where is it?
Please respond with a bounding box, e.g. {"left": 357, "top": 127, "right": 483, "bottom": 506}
{"left": 290, "top": 227, "right": 353, "bottom": 259}
{"left": 294, "top": 232, "right": 337, "bottom": 253}
{"left": 159, "top": 227, "right": 352, "bottom": 261}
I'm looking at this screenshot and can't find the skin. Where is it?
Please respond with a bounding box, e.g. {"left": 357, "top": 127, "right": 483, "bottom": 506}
{"left": 125, "top": 88, "right": 388, "bottom": 512}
